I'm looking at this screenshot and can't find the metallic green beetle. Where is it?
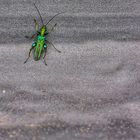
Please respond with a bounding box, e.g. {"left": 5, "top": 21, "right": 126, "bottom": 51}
{"left": 24, "top": 3, "right": 64, "bottom": 65}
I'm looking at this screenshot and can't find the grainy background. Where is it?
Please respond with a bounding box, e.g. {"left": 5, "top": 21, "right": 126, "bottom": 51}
{"left": 0, "top": 0, "right": 140, "bottom": 140}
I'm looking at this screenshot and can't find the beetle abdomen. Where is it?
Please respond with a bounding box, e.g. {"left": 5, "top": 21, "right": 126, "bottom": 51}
{"left": 33, "top": 44, "right": 43, "bottom": 61}
{"left": 32, "top": 35, "right": 45, "bottom": 61}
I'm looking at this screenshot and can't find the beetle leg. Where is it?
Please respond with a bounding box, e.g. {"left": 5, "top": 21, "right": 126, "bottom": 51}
{"left": 34, "top": 19, "right": 39, "bottom": 31}
{"left": 46, "top": 41, "right": 61, "bottom": 53}
{"left": 50, "top": 23, "right": 57, "bottom": 32}
{"left": 46, "top": 23, "right": 57, "bottom": 35}
{"left": 25, "top": 18, "right": 39, "bottom": 39}
{"left": 24, "top": 47, "right": 34, "bottom": 64}
{"left": 25, "top": 33, "right": 37, "bottom": 40}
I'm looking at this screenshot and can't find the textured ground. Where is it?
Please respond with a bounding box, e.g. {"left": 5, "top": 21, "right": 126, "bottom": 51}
{"left": 0, "top": 0, "right": 140, "bottom": 140}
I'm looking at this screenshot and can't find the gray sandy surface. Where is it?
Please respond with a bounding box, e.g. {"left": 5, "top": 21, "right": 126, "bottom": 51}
{"left": 0, "top": 0, "right": 140, "bottom": 140}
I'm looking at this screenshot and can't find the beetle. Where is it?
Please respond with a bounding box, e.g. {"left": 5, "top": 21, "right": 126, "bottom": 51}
{"left": 24, "top": 3, "right": 64, "bottom": 65}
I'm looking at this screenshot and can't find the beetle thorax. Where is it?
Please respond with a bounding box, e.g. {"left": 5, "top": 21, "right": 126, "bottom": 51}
{"left": 40, "top": 25, "right": 46, "bottom": 36}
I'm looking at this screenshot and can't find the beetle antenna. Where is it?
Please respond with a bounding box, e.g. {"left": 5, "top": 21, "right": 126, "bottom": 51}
{"left": 33, "top": 3, "right": 44, "bottom": 25}
{"left": 46, "top": 12, "right": 66, "bottom": 26}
